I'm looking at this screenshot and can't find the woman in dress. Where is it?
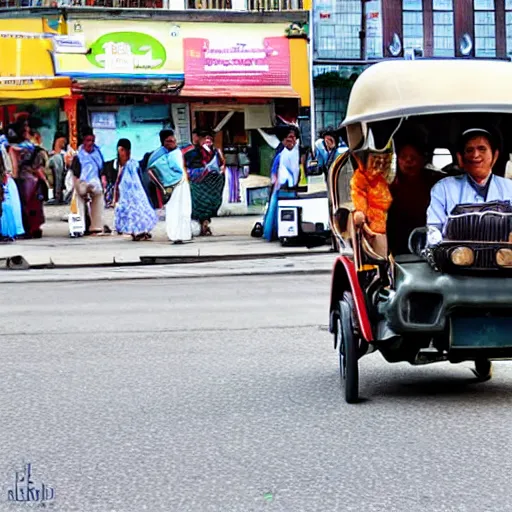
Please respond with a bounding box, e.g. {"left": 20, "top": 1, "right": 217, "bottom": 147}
{"left": 0, "top": 133, "right": 24, "bottom": 241}
{"left": 262, "top": 126, "right": 301, "bottom": 241}
{"left": 7, "top": 120, "right": 49, "bottom": 239}
{"left": 185, "top": 130, "right": 226, "bottom": 236}
{"left": 113, "top": 139, "right": 158, "bottom": 241}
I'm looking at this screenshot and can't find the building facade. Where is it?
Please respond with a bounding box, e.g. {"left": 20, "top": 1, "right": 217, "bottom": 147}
{"left": 313, "top": 0, "right": 512, "bottom": 132}
{"left": 0, "top": 8, "right": 310, "bottom": 170}
{"left": 0, "top": 6, "right": 310, "bottom": 213}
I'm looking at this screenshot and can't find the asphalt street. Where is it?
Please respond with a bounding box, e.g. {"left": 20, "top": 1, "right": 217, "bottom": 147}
{"left": 1, "top": 274, "right": 512, "bottom": 511}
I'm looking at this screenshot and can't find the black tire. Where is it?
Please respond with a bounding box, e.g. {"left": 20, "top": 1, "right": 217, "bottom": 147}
{"left": 337, "top": 294, "right": 359, "bottom": 404}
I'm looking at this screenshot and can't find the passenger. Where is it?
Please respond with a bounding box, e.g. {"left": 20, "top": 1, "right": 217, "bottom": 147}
{"left": 387, "top": 141, "right": 444, "bottom": 255}
{"left": 351, "top": 140, "right": 393, "bottom": 257}
{"left": 427, "top": 128, "right": 512, "bottom": 242}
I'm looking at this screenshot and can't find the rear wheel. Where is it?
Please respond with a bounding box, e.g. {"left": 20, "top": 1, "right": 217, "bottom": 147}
{"left": 336, "top": 293, "right": 359, "bottom": 403}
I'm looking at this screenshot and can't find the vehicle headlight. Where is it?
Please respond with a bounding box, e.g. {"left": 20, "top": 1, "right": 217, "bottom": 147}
{"left": 496, "top": 248, "right": 512, "bottom": 267}
{"left": 450, "top": 246, "right": 474, "bottom": 266}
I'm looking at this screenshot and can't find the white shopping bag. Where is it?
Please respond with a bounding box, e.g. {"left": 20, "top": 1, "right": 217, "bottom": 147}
{"left": 68, "top": 194, "right": 85, "bottom": 237}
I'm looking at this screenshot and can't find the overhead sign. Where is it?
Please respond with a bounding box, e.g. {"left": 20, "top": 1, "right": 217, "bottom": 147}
{"left": 55, "top": 19, "right": 292, "bottom": 86}
{"left": 55, "top": 19, "right": 184, "bottom": 79}
{"left": 53, "top": 35, "right": 87, "bottom": 54}
{"left": 183, "top": 24, "right": 291, "bottom": 87}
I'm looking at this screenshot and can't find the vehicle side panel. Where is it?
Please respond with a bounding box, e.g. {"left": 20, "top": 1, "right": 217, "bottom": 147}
{"left": 330, "top": 256, "right": 373, "bottom": 342}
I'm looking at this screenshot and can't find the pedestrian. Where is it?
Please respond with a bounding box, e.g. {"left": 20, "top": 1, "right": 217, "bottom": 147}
{"left": 101, "top": 152, "right": 121, "bottom": 208}
{"left": 139, "top": 149, "right": 159, "bottom": 208}
{"left": 262, "top": 125, "right": 301, "bottom": 241}
{"left": 310, "top": 128, "right": 347, "bottom": 177}
{"left": 48, "top": 132, "right": 68, "bottom": 204}
{"left": 0, "top": 132, "right": 24, "bottom": 241}
{"left": 147, "top": 129, "right": 192, "bottom": 244}
{"left": 70, "top": 127, "right": 107, "bottom": 236}
{"left": 113, "top": 138, "right": 158, "bottom": 241}
{"left": 185, "top": 130, "right": 226, "bottom": 236}
{"left": 7, "top": 119, "right": 49, "bottom": 239}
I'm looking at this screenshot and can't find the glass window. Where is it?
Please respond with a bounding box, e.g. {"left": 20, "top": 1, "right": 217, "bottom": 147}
{"left": 403, "top": 0, "right": 424, "bottom": 51}
{"left": 507, "top": 11, "right": 512, "bottom": 57}
{"left": 474, "top": 0, "right": 496, "bottom": 57}
{"left": 433, "top": 0, "right": 454, "bottom": 56}
{"left": 314, "top": 0, "right": 361, "bottom": 59}
{"left": 506, "top": 2, "right": 512, "bottom": 57}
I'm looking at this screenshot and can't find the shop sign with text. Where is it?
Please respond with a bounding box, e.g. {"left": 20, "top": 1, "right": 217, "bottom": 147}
{"left": 54, "top": 19, "right": 184, "bottom": 79}
{"left": 183, "top": 23, "right": 291, "bottom": 86}
{"left": 54, "top": 19, "right": 292, "bottom": 85}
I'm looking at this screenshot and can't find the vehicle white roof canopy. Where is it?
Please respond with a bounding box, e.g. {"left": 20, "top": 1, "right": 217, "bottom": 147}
{"left": 342, "top": 59, "right": 512, "bottom": 127}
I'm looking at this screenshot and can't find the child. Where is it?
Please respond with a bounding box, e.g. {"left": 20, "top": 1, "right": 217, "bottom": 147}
{"left": 350, "top": 140, "right": 393, "bottom": 257}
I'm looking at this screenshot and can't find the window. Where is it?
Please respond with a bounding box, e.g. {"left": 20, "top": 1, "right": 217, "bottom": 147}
{"left": 314, "top": 0, "right": 361, "bottom": 59}
{"left": 403, "top": 0, "right": 424, "bottom": 51}
{"left": 432, "top": 148, "right": 453, "bottom": 169}
{"left": 433, "top": 0, "right": 454, "bottom": 56}
{"left": 474, "top": 0, "right": 496, "bottom": 57}
{"left": 248, "top": 0, "right": 301, "bottom": 8}
{"left": 506, "top": 0, "right": 512, "bottom": 57}
{"left": 188, "top": 0, "right": 231, "bottom": 7}
{"left": 314, "top": 83, "right": 348, "bottom": 134}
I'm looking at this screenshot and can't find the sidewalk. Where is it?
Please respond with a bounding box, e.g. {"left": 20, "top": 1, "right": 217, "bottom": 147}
{"left": 0, "top": 205, "right": 331, "bottom": 268}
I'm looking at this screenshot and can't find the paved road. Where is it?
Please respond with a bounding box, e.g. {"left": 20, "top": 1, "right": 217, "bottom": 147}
{"left": 1, "top": 275, "right": 512, "bottom": 511}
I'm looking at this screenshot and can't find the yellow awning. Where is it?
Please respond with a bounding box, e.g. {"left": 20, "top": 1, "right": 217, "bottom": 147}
{"left": 0, "top": 32, "right": 72, "bottom": 101}
{"left": 0, "top": 77, "right": 71, "bottom": 101}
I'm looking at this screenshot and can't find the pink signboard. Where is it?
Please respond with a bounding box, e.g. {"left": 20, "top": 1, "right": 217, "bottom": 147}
{"left": 183, "top": 36, "right": 291, "bottom": 87}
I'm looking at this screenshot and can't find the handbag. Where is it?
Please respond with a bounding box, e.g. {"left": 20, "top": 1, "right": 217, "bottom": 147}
{"left": 162, "top": 183, "right": 178, "bottom": 205}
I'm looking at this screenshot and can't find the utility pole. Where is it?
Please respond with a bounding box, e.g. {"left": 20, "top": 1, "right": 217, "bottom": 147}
{"left": 359, "top": 0, "right": 367, "bottom": 61}
{"left": 308, "top": 0, "right": 316, "bottom": 145}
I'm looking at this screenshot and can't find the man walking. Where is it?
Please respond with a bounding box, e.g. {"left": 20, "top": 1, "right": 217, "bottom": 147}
{"left": 70, "top": 127, "right": 106, "bottom": 235}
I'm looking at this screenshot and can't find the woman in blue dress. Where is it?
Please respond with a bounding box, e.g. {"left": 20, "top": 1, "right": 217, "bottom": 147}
{"left": 0, "top": 133, "right": 24, "bottom": 241}
{"left": 262, "top": 126, "right": 301, "bottom": 241}
{"left": 113, "top": 139, "right": 158, "bottom": 241}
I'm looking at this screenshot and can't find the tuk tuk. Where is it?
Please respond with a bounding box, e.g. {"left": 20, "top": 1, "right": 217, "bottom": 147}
{"left": 328, "top": 59, "right": 512, "bottom": 403}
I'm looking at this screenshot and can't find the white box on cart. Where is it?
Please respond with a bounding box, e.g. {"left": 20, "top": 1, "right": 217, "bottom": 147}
{"left": 278, "top": 206, "right": 300, "bottom": 238}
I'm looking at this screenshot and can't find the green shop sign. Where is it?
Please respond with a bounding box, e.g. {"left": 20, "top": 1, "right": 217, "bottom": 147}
{"left": 87, "top": 32, "right": 167, "bottom": 72}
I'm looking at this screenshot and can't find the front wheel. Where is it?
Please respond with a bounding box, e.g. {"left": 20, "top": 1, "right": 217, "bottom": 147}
{"left": 336, "top": 294, "right": 359, "bottom": 403}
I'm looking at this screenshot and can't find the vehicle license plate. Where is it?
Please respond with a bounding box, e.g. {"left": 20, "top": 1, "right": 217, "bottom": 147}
{"left": 450, "top": 314, "right": 512, "bottom": 348}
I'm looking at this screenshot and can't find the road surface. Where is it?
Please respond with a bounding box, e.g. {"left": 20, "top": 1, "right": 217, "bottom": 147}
{"left": 1, "top": 274, "right": 511, "bottom": 511}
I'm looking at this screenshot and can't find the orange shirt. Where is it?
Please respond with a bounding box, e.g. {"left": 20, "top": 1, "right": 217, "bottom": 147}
{"left": 350, "top": 169, "right": 392, "bottom": 234}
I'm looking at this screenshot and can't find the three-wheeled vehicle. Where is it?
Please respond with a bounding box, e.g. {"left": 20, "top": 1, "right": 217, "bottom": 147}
{"left": 328, "top": 59, "right": 512, "bottom": 403}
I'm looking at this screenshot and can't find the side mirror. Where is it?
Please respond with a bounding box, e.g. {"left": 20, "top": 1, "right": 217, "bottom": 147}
{"left": 333, "top": 207, "right": 350, "bottom": 234}
{"left": 408, "top": 227, "right": 428, "bottom": 256}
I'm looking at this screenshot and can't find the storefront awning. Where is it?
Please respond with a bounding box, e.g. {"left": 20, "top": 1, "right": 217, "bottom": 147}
{"left": 0, "top": 77, "right": 72, "bottom": 102}
{"left": 0, "top": 32, "right": 72, "bottom": 102}
{"left": 71, "top": 77, "right": 184, "bottom": 96}
{"left": 179, "top": 85, "right": 300, "bottom": 100}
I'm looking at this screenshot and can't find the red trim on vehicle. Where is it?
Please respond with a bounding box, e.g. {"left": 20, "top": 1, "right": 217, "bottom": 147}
{"left": 334, "top": 256, "right": 374, "bottom": 342}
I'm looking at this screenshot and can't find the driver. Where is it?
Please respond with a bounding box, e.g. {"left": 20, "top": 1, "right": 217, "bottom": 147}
{"left": 427, "top": 128, "right": 512, "bottom": 241}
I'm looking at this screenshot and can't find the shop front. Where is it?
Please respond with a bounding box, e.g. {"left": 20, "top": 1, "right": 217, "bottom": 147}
{"left": 54, "top": 12, "right": 310, "bottom": 212}
{"left": 0, "top": 23, "right": 72, "bottom": 149}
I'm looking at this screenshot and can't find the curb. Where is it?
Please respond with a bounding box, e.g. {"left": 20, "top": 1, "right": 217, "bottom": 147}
{"left": 0, "top": 247, "right": 333, "bottom": 271}
{"left": 0, "top": 266, "right": 332, "bottom": 285}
